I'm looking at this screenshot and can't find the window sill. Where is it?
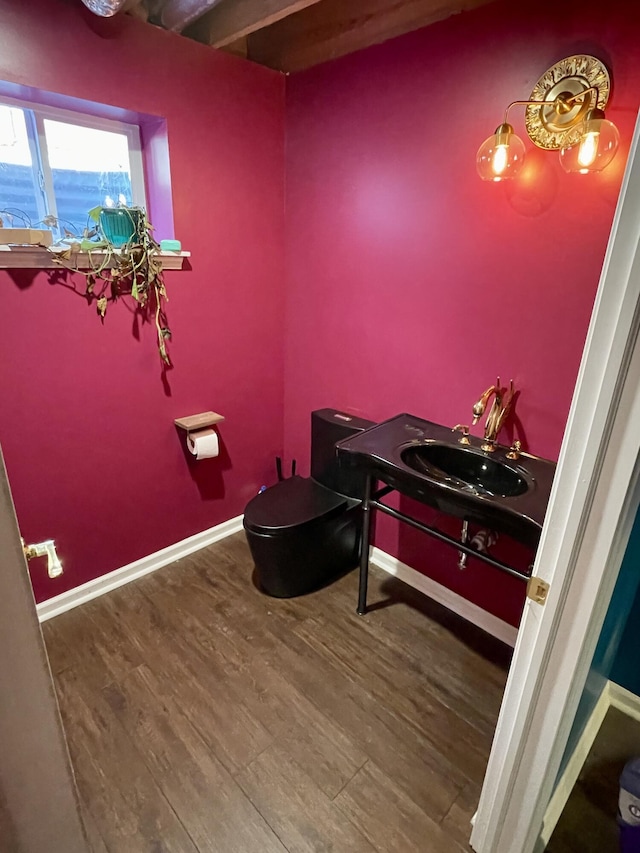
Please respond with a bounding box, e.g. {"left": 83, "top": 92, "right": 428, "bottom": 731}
{"left": 0, "top": 245, "right": 190, "bottom": 270}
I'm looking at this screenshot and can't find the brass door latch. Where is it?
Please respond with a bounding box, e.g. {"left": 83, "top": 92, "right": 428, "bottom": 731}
{"left": 527, "top": 576, "right": 550, "bottom": 605}
{"left": 22, "top": 538, "right": 63, "bottom": 578}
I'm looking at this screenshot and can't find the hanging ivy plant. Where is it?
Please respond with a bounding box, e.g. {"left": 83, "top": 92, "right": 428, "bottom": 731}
{"left": 50, "top": 206, "right": 172, "bottom": 365}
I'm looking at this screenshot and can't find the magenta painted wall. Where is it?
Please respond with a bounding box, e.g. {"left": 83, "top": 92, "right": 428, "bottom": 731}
{"left": 283, "top": 0, "right": 639, "bottom": 624}
{"left": 0, "top": 0, "right": 285, "bottom": 602}
{"left": 2, "top": 0, "right": 638, "bottom": 624}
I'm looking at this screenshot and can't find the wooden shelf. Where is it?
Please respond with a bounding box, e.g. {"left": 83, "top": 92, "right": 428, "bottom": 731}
{"left": 174, "top": 411, "right": 225, "bottom": 431}
{"left": 0, "top": 245, "right": 190, "bottom": 270}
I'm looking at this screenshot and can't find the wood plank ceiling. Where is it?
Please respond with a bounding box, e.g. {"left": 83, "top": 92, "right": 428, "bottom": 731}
{"left": 132, "top": 0, "right": 497, "bottom": 73}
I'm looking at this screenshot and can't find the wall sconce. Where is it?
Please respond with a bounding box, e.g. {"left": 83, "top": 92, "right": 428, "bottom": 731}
{"left": 477, "top": 55, "right": 620, "bottom": 181}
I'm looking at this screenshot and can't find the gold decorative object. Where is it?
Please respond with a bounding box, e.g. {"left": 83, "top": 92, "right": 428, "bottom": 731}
{"left": 525, "top": 55, "right": 610, "bottom": 150}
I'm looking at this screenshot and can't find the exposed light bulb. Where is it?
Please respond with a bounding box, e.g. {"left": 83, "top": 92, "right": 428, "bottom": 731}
{"left": 577, "top": 131, "right": 599, "bottom": 170}
{"left": 559, "top": 108, "right": 620, "bottom": 175}
{"left": 492, "top": 144, "right": 509, "bottom": 176}
{"left": 476, "top": 123, "right": 525, "bottom": 182}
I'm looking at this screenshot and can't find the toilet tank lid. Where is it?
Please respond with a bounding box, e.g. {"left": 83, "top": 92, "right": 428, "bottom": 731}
{"left": 312, "top": 409, "right": 375, "bottom": 431}
{"left": 243, "top": 476, "right": 351, "bottom": 534}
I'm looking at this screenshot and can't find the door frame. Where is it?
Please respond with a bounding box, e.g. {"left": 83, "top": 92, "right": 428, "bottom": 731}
{"left": 471, "top": 112, "right": 640, "bottom": 852}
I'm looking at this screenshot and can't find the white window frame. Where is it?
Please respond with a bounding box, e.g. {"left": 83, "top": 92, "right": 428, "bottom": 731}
{"left": 0, "top": 94, "right": 147, "bottom": 232}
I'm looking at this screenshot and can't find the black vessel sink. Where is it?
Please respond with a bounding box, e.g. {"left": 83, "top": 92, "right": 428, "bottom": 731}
{"left": 401, "top": 443, "right": 529, "bottom": 498}
{"left": 336, "top": 414, "right": 556, "bottom": 548}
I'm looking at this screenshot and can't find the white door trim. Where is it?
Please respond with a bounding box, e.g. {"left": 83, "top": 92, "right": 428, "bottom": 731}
{"left": 471, "top": 111, "right": 640, "bottom": 853}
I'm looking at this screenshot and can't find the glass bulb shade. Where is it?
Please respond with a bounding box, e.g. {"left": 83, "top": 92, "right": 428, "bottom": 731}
{"left": 81, "top": 0, "right": 127, "bottom": 16}
{"left": 559, "top": 117, "right": 620, "bottom": 174}
{"left": 476, "top": 125, "right": 526, "bottom": 181}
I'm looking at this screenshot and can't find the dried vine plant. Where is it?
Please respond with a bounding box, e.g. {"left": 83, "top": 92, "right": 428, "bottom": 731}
{"left": 50, "top": 207, "right": 172, "bottom": 365}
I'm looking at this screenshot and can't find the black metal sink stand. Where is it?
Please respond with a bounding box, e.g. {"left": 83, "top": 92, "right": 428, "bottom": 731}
{"left": 356, "top": 474, "right": 531, "bottom": 616}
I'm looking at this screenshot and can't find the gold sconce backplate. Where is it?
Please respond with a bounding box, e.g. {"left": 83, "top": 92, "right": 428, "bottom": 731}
{"left": 525, "top": 55, "right": 611, "bottom": 150}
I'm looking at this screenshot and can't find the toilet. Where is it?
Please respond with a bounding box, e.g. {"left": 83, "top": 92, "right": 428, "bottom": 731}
{"left": 243, "top": 408, "right": 376, "bottom": 597}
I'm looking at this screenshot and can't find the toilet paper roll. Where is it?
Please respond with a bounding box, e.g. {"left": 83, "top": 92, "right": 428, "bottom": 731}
{"left": 187, "top": 428, "right": 219, "bottom": 460}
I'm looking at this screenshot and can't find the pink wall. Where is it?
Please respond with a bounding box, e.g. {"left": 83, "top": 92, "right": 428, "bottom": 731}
{"left": 284, "top": 0, "right": 639, "bottom": 625}
{"left": 0, "top": 0, "right": 285, "bottom": 602}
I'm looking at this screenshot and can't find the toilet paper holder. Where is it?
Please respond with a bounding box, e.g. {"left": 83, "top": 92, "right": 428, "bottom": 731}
{"left": 175, "top": 411, "right": 225, "bottom": 460}
{"left": 174, "top": 411, "right": 225, "bottom": 434}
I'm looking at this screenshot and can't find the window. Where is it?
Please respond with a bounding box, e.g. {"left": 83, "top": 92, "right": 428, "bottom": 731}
{"left": 0, "top": 97, "right": 146, "bottom": 241}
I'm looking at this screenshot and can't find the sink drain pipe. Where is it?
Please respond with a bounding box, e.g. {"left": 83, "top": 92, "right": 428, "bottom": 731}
{"left": 458, "top": 521, "right": 469, "bottom": 569}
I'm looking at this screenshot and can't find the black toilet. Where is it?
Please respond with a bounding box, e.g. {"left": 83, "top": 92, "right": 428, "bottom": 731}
{"left": 243, "top": 408, "right": 375, "bottom": 597}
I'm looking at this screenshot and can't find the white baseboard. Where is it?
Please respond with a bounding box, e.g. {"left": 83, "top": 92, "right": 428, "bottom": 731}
{"left": 370, "top": 547, "right": 518, "bottom": 647}
{"left": 36, "top": 515, "right": 244, "bottom": 622}
{"left": 36, "top": 519, "right": 518, "bottom": 648}
{"left": 539, "top": 683, "right": 611, "bottom": 846}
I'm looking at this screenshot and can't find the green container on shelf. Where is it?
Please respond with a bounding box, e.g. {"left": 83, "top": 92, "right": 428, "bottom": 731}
{"left": 98, "top": 207, "right": 144, "bottom": 248}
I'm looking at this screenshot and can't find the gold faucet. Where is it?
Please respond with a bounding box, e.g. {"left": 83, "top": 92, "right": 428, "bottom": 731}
{"left": 472, "top": 378, "right": 515, "bottom": 451}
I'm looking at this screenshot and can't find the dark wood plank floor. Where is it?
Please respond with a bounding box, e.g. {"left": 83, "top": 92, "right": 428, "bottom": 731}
{"left": 42, "top": 532, "right": 511, "bottom": 853}
{"left": 548, "top": 706, "right": 640, "bottom": 852}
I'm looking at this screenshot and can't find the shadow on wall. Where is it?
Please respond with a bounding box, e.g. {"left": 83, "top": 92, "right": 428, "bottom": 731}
{"left": 504, "top": 148, "right": 560, "bottom": 217}
{"left": 395, "top": 495, "right": 534, "bottom": 627}
{"left": 175, "top": 425, "right": 231, "bottom": 501}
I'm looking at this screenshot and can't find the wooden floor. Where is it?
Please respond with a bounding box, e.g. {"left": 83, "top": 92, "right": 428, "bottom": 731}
{"left": 548, "top": 706, "right": 640, "bottom": 852}
{"left": 42, "top": 533, "right": 512, "bottom": 853}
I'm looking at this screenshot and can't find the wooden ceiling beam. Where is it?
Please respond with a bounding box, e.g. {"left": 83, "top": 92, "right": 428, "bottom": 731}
{"left": 159, "top": 0, "right": 225, "bottom": 31}
{"left": 184, "top": 0, "right": 324, "bottom": 48}
{"left": 221, "top": 35, "right": 249, "bottom": 58}
{"left": 247, "top": 0, "right": 496, "bottom": 73}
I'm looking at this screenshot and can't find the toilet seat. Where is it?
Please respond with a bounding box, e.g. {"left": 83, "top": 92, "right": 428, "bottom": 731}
{"left": 243, "top": 475, "right": 351, "bottom": 535}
